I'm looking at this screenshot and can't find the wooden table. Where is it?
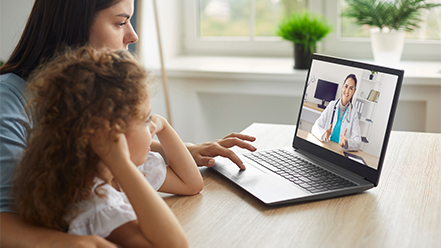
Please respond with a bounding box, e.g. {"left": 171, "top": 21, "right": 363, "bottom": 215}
{"left": 161, "top": 123, "right": 441, "bottom": 248}
{"left": 296, "top": 129, "right": 379, "bottom": 169}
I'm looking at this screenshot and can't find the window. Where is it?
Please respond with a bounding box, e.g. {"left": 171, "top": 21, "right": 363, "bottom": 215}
{"left": 323, "top": 0, "right": 441, "bottom": 60}
{"left": 199, "top": 0, "right": 307, "bottom": 38}
{"left": 340, "top": 0, "right": 441, "bottom": 41}
{"left": 183, "top": 0, "right": 441, "bottom": 60}
{"left": 183, "top": 0, "right": 313, "bottom": 56}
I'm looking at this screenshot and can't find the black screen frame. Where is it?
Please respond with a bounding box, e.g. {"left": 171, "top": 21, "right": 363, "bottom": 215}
{"left": 293, "top": 53, "right": 404, "bottom": 186}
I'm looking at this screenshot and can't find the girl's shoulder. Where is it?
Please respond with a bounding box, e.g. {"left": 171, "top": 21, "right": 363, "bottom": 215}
{"left": 65, "top": 179, "right": 137, "bottom": 238}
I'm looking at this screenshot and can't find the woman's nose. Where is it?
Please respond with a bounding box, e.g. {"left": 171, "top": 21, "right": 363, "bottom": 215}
{"left": 125, "top": 23, "right": 139, "bottom": 45}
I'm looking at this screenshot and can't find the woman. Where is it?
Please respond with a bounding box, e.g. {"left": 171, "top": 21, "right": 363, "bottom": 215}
{"left": 0, "top": 0, "right": 255, "bottom": 247}
{"left": 311, "top": 74, "right": 361, "bottom": 151}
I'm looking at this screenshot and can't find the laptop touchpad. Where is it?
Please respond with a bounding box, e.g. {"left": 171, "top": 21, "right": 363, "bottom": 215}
{"left": 232, "top": 163, "right": 266, "bottom": 179}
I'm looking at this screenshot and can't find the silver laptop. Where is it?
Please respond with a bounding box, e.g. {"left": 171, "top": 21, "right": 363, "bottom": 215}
{"left": 212, "top": 54, "right": 404, "bottom": 205}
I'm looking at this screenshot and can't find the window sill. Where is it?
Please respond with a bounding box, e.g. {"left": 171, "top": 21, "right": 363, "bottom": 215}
{"left": 163, "top": 56, "right": 441, "bottom": 86}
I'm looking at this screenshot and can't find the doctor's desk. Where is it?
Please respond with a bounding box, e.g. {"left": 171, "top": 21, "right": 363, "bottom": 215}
{"left": 159, "top": 123, "right": 441, "bottom": 248}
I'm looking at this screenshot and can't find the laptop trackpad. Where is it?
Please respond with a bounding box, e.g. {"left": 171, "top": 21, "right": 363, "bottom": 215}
{"left": 233, "top": 163, "right": 266, "bottom": 178}
{"left": 213, "top": 157, "right": 266, "bottom": 180}
{"left": 213, "top": 158, "right": 308, "bottom": 204}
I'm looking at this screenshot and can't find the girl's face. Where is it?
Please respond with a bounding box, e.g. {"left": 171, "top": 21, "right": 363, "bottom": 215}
{"left": 89, "top": 0, "right": 138, "bottom": 50}
{"left": 125, "top": 97, "right": 157, "bottom": 166}
{"left": 341, "top": 77, "right": 356, "bottom": 106}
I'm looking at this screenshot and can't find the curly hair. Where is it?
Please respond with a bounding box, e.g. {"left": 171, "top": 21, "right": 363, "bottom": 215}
{"left": 12, "top": 46, "right": 154, "bottom": 232}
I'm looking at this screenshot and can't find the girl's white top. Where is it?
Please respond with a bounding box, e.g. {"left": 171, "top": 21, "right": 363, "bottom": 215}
{"left": 65, "top": 151, "right": 167, "bottom": 238}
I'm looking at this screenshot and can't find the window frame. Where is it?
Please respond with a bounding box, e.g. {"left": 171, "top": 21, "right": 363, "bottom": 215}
{"left": 182, "top": 0, "right": 441, "bottom": 61}
{"left": 323, "top": 0, "right": 441, "bottom": 61}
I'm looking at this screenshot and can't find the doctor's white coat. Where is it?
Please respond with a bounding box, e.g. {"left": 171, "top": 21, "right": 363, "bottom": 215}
{"left": 311, "top": 100, "right": 362, "bottom": 151}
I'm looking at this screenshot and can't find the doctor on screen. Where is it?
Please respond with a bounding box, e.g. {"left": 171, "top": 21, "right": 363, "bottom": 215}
{"left": 312, "top": 74, "right": 362, "bottom": 151}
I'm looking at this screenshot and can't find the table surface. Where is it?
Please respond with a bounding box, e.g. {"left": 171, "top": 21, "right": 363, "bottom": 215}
{"left": 296, "top": 129, "right": 379, "bottom": 169}
{"left": 160, "top": 123, "right": 441, "bottom": 248}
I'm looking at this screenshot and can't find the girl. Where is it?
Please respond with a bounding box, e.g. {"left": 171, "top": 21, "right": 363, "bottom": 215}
{"left": 0, "top": 0, "right": 255, "bottom": 246}
{"left": 13, "top": 46, "right": 203, "bottom": 247}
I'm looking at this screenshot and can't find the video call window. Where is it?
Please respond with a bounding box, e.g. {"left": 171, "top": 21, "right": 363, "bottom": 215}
{"left": 297, "top": 60, "right": 399, "bottom": 170}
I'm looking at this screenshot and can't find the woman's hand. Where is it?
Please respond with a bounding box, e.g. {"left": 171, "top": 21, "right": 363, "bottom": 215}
{"left": 186, "top": 133, "right": 257, "bottom": 170}
{"left": 325, "top": 124, "right": 333, "bottom": 141}
{"left": 339, "top": 129, "right": 349, "bottom": 149}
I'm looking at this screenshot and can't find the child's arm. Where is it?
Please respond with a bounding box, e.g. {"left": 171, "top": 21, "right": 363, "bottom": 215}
{"left": 90, "top": 128, "right": 188, "bottom": 248}
{"left": 150, "top": 115, "right": 204, "bottom": 195}
{"left": 0, "top": 212, "right": 117, "bottom": 248}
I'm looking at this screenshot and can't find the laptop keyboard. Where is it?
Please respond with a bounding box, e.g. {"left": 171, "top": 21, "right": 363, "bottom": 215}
{"left": 243, "top": 149, "right": 356, "bottom": 193}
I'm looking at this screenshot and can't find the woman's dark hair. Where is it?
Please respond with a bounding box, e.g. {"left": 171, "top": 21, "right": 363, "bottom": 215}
{"left": 0, "top": 0, "right": 121, "bottom": 80}
{"left": 345, "top": 74, "right": 357, "bottom": 88}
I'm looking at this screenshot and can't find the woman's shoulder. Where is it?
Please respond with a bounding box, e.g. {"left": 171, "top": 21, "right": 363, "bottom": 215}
{"left": 322, "top": 100, "right": 338, "bottom": 112}
{"left": 0, "top": 73, "right": 28, "bottom": 108}
{"left": 328, "top": 99, "right": 339, "bottom": 105}
{"left": 0, "top": 73, "right": 26, "bottom": 92}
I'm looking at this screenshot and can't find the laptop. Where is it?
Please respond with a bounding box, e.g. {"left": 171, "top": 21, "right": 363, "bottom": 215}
{"left": 212, "top": 53, "right": 403, "bottom": 205}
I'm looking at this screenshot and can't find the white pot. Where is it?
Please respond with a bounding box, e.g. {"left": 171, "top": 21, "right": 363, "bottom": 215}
{"left": 370, "top": 28, "right": 405, "bottom": 66}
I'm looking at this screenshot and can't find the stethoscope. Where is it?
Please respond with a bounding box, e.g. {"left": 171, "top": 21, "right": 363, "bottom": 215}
{"left": 330, "top": 99, "right": 352, "bottom": 126}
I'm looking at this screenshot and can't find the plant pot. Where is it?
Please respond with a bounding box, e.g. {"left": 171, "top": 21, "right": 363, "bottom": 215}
{"left": 370, "top": 28, "right": 405, "bottom": 66}
{"left": 293, "top": 44, "right": 315, "bottom": 70}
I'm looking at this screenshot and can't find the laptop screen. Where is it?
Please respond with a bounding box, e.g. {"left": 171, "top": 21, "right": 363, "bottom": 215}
{"left": 294, "top": 54, "right": 403, "bottom": 185}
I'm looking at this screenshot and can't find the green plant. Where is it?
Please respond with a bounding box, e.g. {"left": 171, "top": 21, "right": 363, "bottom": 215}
{"left": 342, "top": 0, "right": 441, "bottom": 32}
{"left": 369, "top": 70, "right": 378, "bottom": 79}
{"left": 276, "top": 10, "right": 332, "bottom": 54}
{"left": 0, "top": 60, "right": 4, "bottom": 67}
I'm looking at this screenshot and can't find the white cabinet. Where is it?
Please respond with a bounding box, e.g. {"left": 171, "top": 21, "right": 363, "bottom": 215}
{"left": 355, "top": 70, "right": 383, "bottom": 151}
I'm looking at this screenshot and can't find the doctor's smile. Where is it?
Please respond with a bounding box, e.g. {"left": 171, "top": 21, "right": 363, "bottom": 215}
{"left": 312, "top": 74, "right": 362, "bottom": 152}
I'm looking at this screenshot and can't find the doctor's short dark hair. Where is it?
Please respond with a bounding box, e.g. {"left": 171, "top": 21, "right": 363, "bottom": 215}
{"left": 344, "top": 74, "right": 358, "bottom": 88}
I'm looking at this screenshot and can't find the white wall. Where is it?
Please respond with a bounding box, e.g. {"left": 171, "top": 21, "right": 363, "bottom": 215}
{"left": 137, "top": 0, "right": 181, "bottom": 69}
{"left": 137, "top": 0, "right": 183, "bottom": 124}
{"left": 1, "top": 0, "right": 438, "bottom": 147}
{"left": 0, "top": 0, "right": 34, "bottom": 62}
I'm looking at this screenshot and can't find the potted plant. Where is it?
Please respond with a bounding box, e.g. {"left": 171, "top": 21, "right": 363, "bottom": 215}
{"left": 342, "top": 0, "right": 441, "bottom": 65}
{"left": 369, "top": 70, "right": 378, "bottom": 80}
{"left": 276, "top": 10, "right": 332, "bottom": 70}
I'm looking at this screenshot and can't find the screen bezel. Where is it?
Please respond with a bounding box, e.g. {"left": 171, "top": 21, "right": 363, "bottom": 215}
{"left": 293, "top": 54, "right": 404, "bottom": 186}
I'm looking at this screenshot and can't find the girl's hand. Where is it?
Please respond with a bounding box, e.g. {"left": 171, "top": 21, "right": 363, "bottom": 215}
{"left": 149, "top": 114, "right": 167, "bottom": 135}
{"left": 89, "top": 122, "right": 132, "bottom": 170}
{"left": 186, "top": 133, "right": 257, "bottom": 170}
